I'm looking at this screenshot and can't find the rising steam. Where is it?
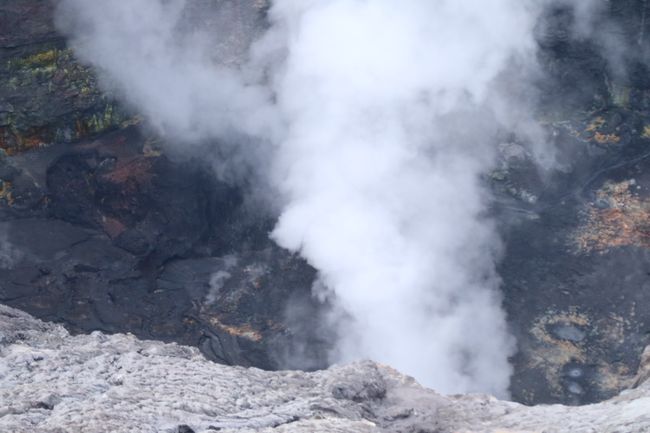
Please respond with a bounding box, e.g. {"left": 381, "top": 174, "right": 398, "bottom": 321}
{"left": 54, "top": 0, "right": 595, "bottom": 397}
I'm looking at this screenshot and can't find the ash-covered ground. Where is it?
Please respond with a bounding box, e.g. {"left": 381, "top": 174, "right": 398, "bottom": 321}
{"left": 2, "top": 305, "right": 650, "bottom": 433}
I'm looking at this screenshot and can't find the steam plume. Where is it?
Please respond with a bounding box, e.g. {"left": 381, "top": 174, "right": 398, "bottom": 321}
{"left": 54, "top": 0, "right": 584, "bottom": 396}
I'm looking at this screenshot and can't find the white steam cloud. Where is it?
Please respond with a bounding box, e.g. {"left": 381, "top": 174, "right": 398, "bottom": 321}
{"left": 262, "top": 1, "right": 541, "bottom": 396}
{"left": 54, "top": 0, "right": 586, "bottom": 396}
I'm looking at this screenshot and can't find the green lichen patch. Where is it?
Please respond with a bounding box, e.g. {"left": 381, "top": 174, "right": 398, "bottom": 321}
{"left": 1, "top": 46, "right": 135, "bottom": 153}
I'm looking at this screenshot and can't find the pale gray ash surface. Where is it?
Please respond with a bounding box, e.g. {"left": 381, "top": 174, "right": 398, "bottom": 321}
{"left": 2, "top": 305, "right": 650, "bottom": 433}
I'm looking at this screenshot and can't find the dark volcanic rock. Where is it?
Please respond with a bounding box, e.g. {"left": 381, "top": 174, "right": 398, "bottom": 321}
{"left": 490, "top": 0, "right": 650, "bottom": 404}
{"left": 45, "top": 127, "right": 226, "bottom": 267}
{"left": 0, "top": 0, "right": 131, "bottom": 154}
{"left": 494, "top": 112, "right": 650, "bottom": 405}
{"left": 0, "top": 1, "right": 59, "bottom": 50}
{"left": 0, "top": 126, "right": 323, "bottom": 371}
{"left": 537, "top": 1, "right": 650, "bottom": 114}
{"left": 0, "top": 0, "right": 326, "bottom": 376}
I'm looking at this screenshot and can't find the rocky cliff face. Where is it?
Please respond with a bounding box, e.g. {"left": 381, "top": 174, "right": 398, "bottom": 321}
{"left": 0, "top": 0, "right": 324, "bottom": 374}
{"left": 0, "top": 0, "right": 131, "bottom": 154}
{"left": 2, "top": 0, "right": 650, "bottom": 409}
{"left": 0, "top": 124, "right": 323, "bottom": 371}
{"left": 1, "top": 305, "right": 650, "bottom": 433}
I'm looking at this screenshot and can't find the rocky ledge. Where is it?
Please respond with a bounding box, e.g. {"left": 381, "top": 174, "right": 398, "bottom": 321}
{"left": 1, "top": 305, "right": 649, "bottom": 433}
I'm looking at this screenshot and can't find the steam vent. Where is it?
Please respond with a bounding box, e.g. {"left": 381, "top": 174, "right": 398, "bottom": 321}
{"left": 2, "top": 1, "right": 650, "bottom": 432}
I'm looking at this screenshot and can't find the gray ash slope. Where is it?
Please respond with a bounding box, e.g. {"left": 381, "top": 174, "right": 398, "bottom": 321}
{"left": 1, "top": 305, "right": 650, "bottom": 433}
{"left": 2, "top": 0, "right": 650, "bottom": 407}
